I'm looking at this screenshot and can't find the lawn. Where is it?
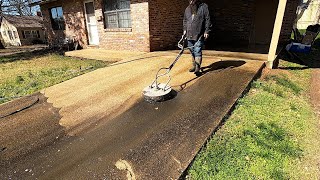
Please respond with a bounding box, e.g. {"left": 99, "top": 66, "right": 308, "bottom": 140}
{"left": 187, "top": 37, "right": 320, "bottom": 179}
{"left": 0, "top": 52, "right": 108, "bottom": 104}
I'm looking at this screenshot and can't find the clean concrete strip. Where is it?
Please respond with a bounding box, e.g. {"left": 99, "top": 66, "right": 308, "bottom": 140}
{"left": 0, "top": 58, "right": 264, "bottom": 179}
{"left": 65, "top": 49, "right": 147, "bottom": 62}
{"left": 41, "top": 53, "right": 221, "bottom": 135}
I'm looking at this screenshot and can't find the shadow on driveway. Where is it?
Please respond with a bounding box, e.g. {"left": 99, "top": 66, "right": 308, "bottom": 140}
{"left": 175, "top": 60, "right": 246, "bottom": 92}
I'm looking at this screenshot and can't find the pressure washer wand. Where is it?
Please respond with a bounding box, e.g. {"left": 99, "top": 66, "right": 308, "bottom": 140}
{"left": 143, "top": 34, "right": 203, "bottom": 103}
{"left": 150, "top": 35, "right": 187, "bottom": 90}
{"left": 168, "top": 35, "right": 187, "bottom": 70}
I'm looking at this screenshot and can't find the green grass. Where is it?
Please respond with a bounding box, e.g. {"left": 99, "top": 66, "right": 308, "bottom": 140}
{"left": 187, "top": 60, "right": 320, "bottom": 179}
{"left": 0, "top": 53, "right": 108, "bottom": 104}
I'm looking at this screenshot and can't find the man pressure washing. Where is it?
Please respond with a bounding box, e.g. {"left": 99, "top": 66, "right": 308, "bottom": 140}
{"left": 183, "top": 0, "right": 212, "bottom": 75}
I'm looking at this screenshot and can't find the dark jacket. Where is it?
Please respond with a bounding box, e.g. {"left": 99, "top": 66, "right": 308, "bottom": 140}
{"left": 183, "top": 3, "right": 212, "bottom": 41}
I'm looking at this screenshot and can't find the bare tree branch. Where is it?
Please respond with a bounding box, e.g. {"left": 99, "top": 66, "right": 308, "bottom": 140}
{"left": 1, "top": 0, "right": 35, "bottom": 16}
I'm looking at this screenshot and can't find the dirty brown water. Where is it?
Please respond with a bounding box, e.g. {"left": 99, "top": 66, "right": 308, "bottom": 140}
{"left": 0, "top": 60, "right": 263, "bottom": 179}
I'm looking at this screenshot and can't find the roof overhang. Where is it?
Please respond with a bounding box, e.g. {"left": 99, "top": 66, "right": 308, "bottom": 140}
{"left": 29, "top": 0, "right": 59, "bottom": 6}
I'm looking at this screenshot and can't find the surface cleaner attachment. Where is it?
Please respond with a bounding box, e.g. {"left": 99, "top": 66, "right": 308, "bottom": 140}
{"left": 143, "top": 35, "right": 187, "bottom": 103}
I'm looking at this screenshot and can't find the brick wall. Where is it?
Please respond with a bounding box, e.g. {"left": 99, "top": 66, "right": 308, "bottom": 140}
{"left": 41, "top": 0, "right": 150, "bottom": 51}
{"left": 148, "top": 0, "right": 188, "bottom": 51}
{"left": 41, "top": 0, "right": 88, "bottom": 48}
{"left": 95, "top": 0, "right": 150, "bottom": 52}
{"left": 205, "top": 0, "right": 256, "bottom": 45}
{"left": 279, "top": 0, "right": 300, "bottom": 44}
{"left": 40, "top": 0, "right": 299, "bottom": 52}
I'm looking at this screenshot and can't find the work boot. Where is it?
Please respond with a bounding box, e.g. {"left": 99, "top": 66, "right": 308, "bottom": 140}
{"left": 194, "top": 57, "right": 202, "bottom": 73}
{"left": 189, "top": 57, "right": 196, "bottom": 72}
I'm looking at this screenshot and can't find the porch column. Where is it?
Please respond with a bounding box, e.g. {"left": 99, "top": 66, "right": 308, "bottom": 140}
{"left": 267, "top": 0, "right": 288, "bottom": 69}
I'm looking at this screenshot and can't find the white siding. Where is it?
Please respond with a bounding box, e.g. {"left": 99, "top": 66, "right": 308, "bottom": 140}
{"left": 298, "top": 0, "right": 320, "bottom": 29}
{"left": 0, "top": 18, "right": 22, "bottom": 47}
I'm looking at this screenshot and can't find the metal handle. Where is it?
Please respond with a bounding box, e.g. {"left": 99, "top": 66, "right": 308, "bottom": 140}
{"left": 150, "top": 67, "right": 171, "bottom": 91}
{"left": 148, "top": 34, "right": 203, "bottom": 91}
{"left": 178, "top": 34, "right": 186, "bottom": 49}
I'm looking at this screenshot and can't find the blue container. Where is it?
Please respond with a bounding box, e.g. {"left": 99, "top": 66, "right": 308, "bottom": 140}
{"left": 288, "top": 43, "right": 312, "bottom": 53}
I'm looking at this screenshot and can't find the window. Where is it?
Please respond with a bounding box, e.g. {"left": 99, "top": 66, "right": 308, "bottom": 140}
{"left": 8, "top": 31, "right": 13, "bottom": 40}
{"left": 23, "top": 30, "right": 40, "bottom": 39}
{"left": 49, "top": 6, "right": 65, "bottom": 30}
{"left": 104, "top": 0, "right": 131, "bottom": 28}
{"left": 13, "top": 31, "right": 18, "bottom": 39}
{"left": 2, "top": 31, "right": 7, "bottom": 37}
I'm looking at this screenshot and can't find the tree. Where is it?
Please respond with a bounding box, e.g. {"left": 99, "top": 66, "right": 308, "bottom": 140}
{"left": 0, "top": 0, "right": 37, "bottom": 16}
{"left": 0, "top": 0, "right": 5, "bottom": 15}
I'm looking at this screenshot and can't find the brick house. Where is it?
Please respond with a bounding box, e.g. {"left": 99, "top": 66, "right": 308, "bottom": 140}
{"left": 0, "top": 15, "right": 46, "bottom": 46}
{"left": 39, "top": 0, "right": 299, "bottom": 60}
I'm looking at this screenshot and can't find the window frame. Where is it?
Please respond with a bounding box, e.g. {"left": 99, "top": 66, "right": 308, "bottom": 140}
{"left": 103, "top": 0, "right": 131, "bottom": 29}
{"left": 2, "top": 31, "right": 7, "bottom": 37}
{"left": 8, "top": 31, "right": 13, "bottom": 40}
{"left": 49, "top": 6, "right": 65, "bottom": 30}
{"left": 23, "top": 30, "right": 40, "bottom": 39}
{"left": 13, "top": 31, "right": 18, "bottom": 39}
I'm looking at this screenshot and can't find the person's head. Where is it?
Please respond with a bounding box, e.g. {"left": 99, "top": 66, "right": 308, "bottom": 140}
{"left": 189, "top": 0, "right": 201, "bottom": 14}
{"left": 189, "top": 0, "right": 201, "bottom": 5}
{"left": 189, "top": 0, "right": 195, "bottom": 5}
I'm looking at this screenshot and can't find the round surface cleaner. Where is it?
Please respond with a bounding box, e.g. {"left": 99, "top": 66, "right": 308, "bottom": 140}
{"left": 143, "top": 83, "right": 173, "bottom": 103}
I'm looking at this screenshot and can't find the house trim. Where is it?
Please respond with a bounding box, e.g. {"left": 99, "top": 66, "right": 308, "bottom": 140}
{"left": 267, "top": 0, "right": 288, "bottom": 69}
{"left": 39, "top": 0, "right": 59, "bottom": 5}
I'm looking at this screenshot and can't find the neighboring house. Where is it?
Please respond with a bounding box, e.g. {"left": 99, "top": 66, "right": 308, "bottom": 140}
{"left": 0, "top": 15, "right": 46, "bottom": 47}
{"left": 297, "top": 0, "right": 320, "bottom": 29}
{"left": 39, "top": 0, "right": 299, "bottom": 53}
{"left": 0, "top": 16, "right": 21, "bottom": 47}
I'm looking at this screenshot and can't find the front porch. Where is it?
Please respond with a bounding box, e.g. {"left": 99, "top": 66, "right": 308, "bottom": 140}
{"left": 65, "top": 48, "right": 270, "bottom": 62}
{"left": 39, "top": 0, "right": 298, "bottom": 69}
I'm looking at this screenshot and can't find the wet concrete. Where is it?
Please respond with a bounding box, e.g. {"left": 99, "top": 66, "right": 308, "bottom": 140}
{"left": 0, "top": 93, "right": 64, "bottom": 161}
{"left": 0, "top": 60, "right": 264, "bottom": 179}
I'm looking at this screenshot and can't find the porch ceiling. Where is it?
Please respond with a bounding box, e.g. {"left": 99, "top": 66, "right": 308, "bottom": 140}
{"left": 39, "top": 0, "right": 59, "bottom": 5}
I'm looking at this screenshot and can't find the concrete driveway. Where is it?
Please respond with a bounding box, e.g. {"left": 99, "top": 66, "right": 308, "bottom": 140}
{"left": 0, "top": 51, "right": 264, "bottom": 179}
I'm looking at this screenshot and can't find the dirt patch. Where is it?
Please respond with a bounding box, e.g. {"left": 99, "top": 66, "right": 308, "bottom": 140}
{"left": 311, "top": 69, "right": 320, "bottom": 117}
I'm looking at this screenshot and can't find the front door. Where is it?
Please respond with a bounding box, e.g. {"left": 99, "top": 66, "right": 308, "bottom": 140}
{"left": 84, "top": 0, "right": 99, "bottom": 45}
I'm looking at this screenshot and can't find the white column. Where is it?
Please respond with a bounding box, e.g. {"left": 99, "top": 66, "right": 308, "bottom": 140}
{"left": 267, "top": 0, "right": 288, "bottom": 69}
